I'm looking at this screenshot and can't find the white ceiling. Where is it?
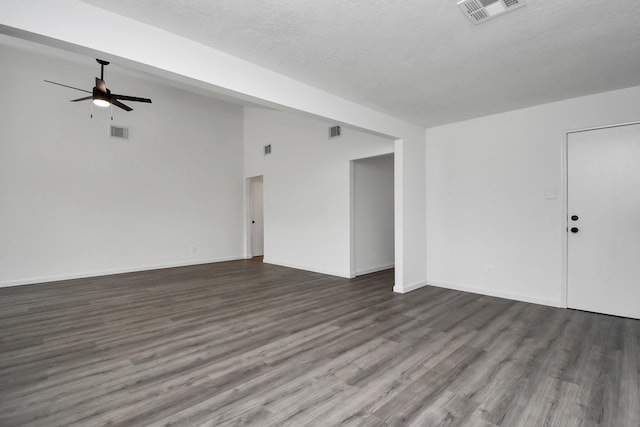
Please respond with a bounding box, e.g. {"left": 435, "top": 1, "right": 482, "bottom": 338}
{"left": 80, "top": 0, "right": 640, "bottom": 127}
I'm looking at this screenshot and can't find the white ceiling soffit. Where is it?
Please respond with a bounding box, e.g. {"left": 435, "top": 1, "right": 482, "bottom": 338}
{"left": 458, "top": 0, "right": 526, "bottom": 24}
{"left": 0, "top": 34, "right": 266, "bottom": 110}
{"left": 78, "top": 0, "right": 640, "bottom": 128}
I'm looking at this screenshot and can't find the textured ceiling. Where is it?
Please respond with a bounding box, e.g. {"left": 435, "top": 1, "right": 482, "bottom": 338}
{"left": 80, "top": 0, "right": 640, "bottom": 127}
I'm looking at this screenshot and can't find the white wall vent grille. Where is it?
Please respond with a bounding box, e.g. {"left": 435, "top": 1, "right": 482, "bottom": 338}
{"left": 110, "top": 125, "right": 129, "bottom": 140}
{"left": 457, "top": 0, "right": 526, "bottom": 24}
{"left": 329, "top": 126, "right": 341, "bottom": 139}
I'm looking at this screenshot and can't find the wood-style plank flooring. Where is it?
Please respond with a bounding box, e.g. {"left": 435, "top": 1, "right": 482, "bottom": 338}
{"left": 1, "top": 259, "right": 639, "bottom": 426}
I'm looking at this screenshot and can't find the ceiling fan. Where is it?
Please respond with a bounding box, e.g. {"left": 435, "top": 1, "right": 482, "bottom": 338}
{"left": 44, "top": 59, "right": 152, "bottom": 112}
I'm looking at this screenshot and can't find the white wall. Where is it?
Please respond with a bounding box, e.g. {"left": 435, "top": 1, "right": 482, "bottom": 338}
{"left": 244, "top": 108, "right": 393, "bottom": 278}
{"left": 425, "top": 85, "right": 640, "bottom": 306}
{"left": 0, "top": 43, "right": 245, "bottom": 287}
{"left": 354, "top": 154, "right": 394, "bottom": 275}
{"left": 394, "top": 138, "right": 427, "bottom": 292}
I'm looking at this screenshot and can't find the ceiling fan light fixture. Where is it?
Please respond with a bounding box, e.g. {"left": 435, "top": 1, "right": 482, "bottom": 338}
{"left": 45, "top": 58, "right": 152, "bottom": 113}
{"left": 93, "top": 98, "right": 110, "bottom": 107}
{"left": 92, "top": 86, "right": 110, "bottom": 107}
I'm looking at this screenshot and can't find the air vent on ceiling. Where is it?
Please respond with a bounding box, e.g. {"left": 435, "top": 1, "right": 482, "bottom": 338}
{"left": 329, "top": 126, "right": 341, "bottom": 139}
{"left": 457, "top": 0, "right": 526, "bottom": 24}
{"left": 110, "top": 125, "right": 129, "bottom": 140}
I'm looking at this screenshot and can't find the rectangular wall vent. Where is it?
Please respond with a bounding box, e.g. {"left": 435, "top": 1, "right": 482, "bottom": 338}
{"left": 457, "top": 0, "right": 526, "bottom": 24}
{"left": 264, "top": 144, "right": 272, "bottom": 155}
{"left": 329, "top": 126, "right": 341, "bottom": 139}
{"left": 110, "top": 125, "right": 129, "bottom": 140}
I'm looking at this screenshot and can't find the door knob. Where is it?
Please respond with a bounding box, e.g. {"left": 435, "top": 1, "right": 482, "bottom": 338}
{"left": 570, "top": 227, "right": 579, "bottom": 233}
{"left": 571, "top": 215, "right": 579, "bottom": 221}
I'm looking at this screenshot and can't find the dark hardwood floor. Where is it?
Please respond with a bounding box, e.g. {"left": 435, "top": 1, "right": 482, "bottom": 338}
{"left": 0, "top": 259, "right": 639, "bottom": 426}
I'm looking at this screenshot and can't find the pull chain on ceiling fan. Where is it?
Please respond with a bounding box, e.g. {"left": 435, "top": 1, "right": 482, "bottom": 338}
{"left": 44, "top": 58, "right": 152, "bottom": 113}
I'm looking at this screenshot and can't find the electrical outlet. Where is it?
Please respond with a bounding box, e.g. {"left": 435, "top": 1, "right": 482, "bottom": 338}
{"left": 486, "top": 265, "right": 493, "bottom": 274}
{"left": 191, "top": 246, "right": 198, "bottom": 254}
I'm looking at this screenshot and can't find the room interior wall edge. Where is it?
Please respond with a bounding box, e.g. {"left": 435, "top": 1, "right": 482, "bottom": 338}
{"left": 0, "top": 256, "right": 245, "bottom": 289}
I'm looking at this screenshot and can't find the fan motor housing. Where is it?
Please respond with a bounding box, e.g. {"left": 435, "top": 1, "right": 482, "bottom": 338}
{"left": 92, "top": 86, "right": 111, "bottom": 104}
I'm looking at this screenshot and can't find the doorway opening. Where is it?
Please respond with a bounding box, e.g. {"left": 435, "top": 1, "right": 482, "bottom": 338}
{"left": 351, "top": 153, "right": 395, "bottom": 277}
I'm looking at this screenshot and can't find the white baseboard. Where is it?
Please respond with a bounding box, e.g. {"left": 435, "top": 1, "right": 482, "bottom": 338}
{"left": 0, "top": 256, "right": 245, "bottom": 289}
{"left": 427, "top": 280, "right": 562, "bottom": 308}
{"left": 355, "top": 263, "right": 394, "bottom": 277}
{"left": 393, "top": 280, "right": 428, "bottom": 294}
{"left": 262, "top": 258, "right": 351, "bottom": 279}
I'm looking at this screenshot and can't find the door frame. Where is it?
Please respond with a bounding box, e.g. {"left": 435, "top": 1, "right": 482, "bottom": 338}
{"left": 350, "top": 153, "right": 395, "bottom": 278}
{"left": 562, "top": 119, "right": 640, "bottom": 308}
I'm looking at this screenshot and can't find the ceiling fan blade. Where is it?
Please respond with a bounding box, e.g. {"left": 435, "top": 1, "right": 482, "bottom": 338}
{"left": 44, "top": 80, "right": 91, "bottom": 94}
{"left": 111, "top": 99, "right": 133, "bottom": 112}
{"left": 70, "top": 96, "right": 93, "bottom": 102}
{"left": 112, "top": 94, "right": 152, "bottom": 103}
{"left": 95, "top": 77, "right": 107, "bottom": 92}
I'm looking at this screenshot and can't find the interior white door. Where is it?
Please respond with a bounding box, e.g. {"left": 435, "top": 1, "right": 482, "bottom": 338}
{"left": 567, "top": 123, "right": 640, "bottom": 319}
{"left": 250, "top": 176, "right": 264, "bottom": 257}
